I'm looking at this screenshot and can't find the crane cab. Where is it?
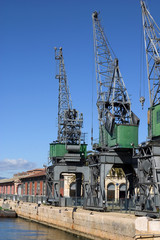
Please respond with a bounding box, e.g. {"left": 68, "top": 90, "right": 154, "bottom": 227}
{"left": 99, "top": 123, "right": 139, "bottom": 149}
{"left": 148, "top": 103, "right": 160, "bottom": 140}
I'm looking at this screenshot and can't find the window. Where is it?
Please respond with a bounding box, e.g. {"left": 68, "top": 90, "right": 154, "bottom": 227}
{"left": 157, "top": 111, "right": 160, "bottom": 123}
{"left": 27, "top": 183, "right": 30, "bottom": 195}
{"left": 107, "top": 183, "right": 115, "bottom": 201}
{"left": 70, "top": 182, "right": 76, "bottom": 197}
{"left": 111, "top": 127, "right": 116, "bottom": 139}
{"left": 119, "top": 184, "right": 126, "bottom": 199}
{"left": 32, "top": 182, "right": 35, "bottom": 195}
{"left": 23, "top": 184, "right": 25, "bottom": 195}
{"left": 37, "top": 181, "right": 40, "bottom": 195}
{"left": 43, "top": 181, "right": 46, "bottom": 195}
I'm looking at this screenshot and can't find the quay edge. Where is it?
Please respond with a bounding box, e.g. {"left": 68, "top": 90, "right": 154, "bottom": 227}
{"left": 1, "top": 199, "right": 160, "bottom": 240}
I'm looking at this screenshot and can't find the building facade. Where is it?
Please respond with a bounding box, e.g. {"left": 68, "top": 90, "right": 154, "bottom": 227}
{"left": 0, "top": 168, "right": 127, "bottom": 203}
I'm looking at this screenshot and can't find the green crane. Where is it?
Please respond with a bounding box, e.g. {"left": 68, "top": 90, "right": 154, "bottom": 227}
{"left": 92, "top": 11, "right": 139, "bottom": 150}
{"left": 141, "top": 1, "right": 160, "bottom": 140}
{"left": 134, "top": 1, "right": 160, "bottom": 216}
{"left": 46, "top": 48, "right": 88, "bottom": 205}
{"left": 49, "top": 47, "right": 86, "bottom": 162}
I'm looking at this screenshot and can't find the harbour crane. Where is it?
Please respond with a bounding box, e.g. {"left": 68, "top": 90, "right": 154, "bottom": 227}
{"left": 92, "top": 11, "right": 139, "bottom": 150}
{"left": 141, "top": 1, "right": 160, "bottom": 140}
{"left": 46, "top": 47, "right": 88, "bottom": 205}
{"left": 135, "top": 1, "right": 160, "bottom": 216}
{"left": 85, "top": 12, "right": 139, "bottom": 210}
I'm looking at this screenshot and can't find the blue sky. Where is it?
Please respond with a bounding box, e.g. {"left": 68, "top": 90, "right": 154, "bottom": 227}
{"left": 0, "top": 0, "right": 160, "bottom": 178}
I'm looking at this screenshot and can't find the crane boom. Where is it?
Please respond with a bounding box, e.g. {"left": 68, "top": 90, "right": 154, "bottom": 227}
{"left": 141, "top": 1, "right": 160, "bottom": 107}
{"left": 92, "top": 11, "right": 139, "bottom": 149}
{"left": 141, "top": 1, "right": 160, "bottom": 139}
{"left": 92, "top": 12, "right": 131, "bottom": 127}
{"left": 55, "top": 47, "right": 72, "bottom": 142}
{"left": 55, "top": 47, "right": 83, "bottom": 146}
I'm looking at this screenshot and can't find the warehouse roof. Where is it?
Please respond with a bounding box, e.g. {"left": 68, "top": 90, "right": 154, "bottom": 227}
{"left": 0, "top": 168, "right": 46, "bottom": 184}
{"left": 19, "top": 169, "right": 46, "bottom": 180}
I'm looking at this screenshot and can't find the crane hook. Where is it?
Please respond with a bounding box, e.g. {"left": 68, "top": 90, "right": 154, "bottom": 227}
{"left": 139, "top": 96, "right": 145, "bottom": 110}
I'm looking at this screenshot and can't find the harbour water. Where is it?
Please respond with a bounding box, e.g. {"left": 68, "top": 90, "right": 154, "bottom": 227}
{"left": 0, "top": 218, "right": 80, "bottom": 240}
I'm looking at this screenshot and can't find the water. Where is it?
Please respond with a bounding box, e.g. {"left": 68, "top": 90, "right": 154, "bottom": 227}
{"left": 0, "top": 218, "right": 80, "bottom": 240}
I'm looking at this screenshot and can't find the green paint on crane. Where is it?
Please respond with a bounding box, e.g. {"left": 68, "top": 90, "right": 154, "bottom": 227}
{"left": 148, "top": 103, "right": 160, "bottom": 139}
{"left": 50, "top": 143, "right": 67, "bottom": 158}
{"left": 49, "top": 143, "right": 87, "bottom": 159}
{"left": 99, "top": 124, "right": 138, "bottom": 148}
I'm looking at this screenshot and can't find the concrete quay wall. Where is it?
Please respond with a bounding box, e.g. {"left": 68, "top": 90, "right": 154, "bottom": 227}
{"left": 1, "top": 199, "right": 160, "bottom": 240}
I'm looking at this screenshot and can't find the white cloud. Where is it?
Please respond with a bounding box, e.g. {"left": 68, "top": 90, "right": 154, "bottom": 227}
{"left": 0, "top": 158, "right": 36, "bottom": 177}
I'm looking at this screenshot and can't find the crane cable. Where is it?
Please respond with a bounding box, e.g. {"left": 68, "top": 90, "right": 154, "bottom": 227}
{"left": 91, "top": 50, "right": 94, "bottom": 147}
{"left": 139, "top": 10, "right": 145, "bottom": 109}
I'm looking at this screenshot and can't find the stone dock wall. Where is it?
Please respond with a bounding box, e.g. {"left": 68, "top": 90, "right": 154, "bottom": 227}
{"left": 1, "top": 199, "right": 160, "bottom": 240}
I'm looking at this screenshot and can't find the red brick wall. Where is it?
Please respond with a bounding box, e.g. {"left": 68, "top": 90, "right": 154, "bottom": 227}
{"left": 7, "top": 186, "right": 10, "bottom": 194}
{"left": 12, "top": 185, "right": 14, "bottom": 194}
{"left": 29, "top": 182, "right": 32, "bottom": 195}
{"left": 35, "top": 182, "right": 37, "bottom": 195}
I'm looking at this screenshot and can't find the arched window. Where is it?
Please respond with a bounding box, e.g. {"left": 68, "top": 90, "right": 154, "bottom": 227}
{"left": 119, "top": 184, "right": 126, "bottom": 199}
{"left": 17, "top": 184, "right": 22, "bottom": 196}
{"left": 107, "top": 183, "right": 115, "bottom": 201}
{"left": 70, "top": 182, "right": 76, "bottom": 197}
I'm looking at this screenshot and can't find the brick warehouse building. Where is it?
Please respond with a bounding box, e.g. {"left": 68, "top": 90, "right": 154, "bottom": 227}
{"left": 0, "top": 169, "right": 46, "bottom": 198}
{"left": 0, "top": 167, "right": 127, "bottom": 204}
{"left": 20, "top": 169, "right": 46, "bottom": 196}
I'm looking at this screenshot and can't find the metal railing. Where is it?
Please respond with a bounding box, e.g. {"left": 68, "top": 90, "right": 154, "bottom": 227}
{"left": 107, "top": 198, "right": 136, "bottom": 213}
{"left": 0, "top": 193, "right": 136, "bottom": 212}
{"left": 0, "top": 194, "right": 84, "bottom": 207}
{"left": 0, "top": 194, "right": 47, "bottom": 204}
{"left": 64, "top": 197, "right": 84, "bottom": 207}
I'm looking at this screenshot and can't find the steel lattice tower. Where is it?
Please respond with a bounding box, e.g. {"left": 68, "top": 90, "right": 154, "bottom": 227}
{"left": 133, "top": 1, "right": 160, "bottom": 216}
{"left": 55, "top": 47, "right": 72, "bottom": 143}
{"left": 92, "top": 11, "right": 132, "bottom": 138}
{"left": 141, "top": 1, "right": 160, "bottom": 107}
{"left": 55, "top": 47, "right": 83, "bottom": 146}
{"left": 85, "top": 11, "right": 139, "bottom": 211}
{"left": 46, "top": 48, "right": 88, "bottom": 206}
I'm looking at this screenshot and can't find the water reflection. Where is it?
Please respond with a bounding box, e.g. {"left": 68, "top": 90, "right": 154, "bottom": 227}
{"left": 0, "top": 218, "right": 79, "bottom": 240}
